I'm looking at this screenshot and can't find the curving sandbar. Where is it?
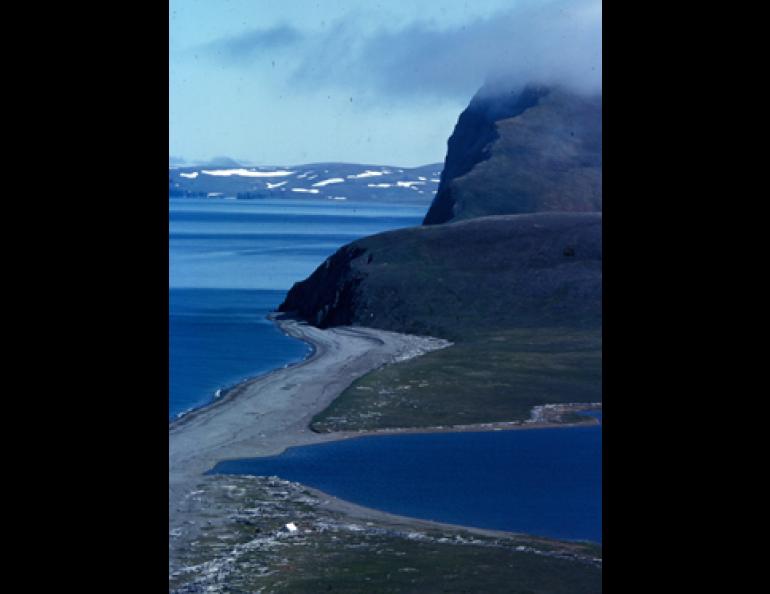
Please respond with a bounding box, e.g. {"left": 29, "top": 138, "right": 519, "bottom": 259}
{"left": 169, "top": 317, "right": 451, "bottom": 517}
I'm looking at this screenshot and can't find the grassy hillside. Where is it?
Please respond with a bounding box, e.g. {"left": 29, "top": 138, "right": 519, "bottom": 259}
{"left": 280, "top": 213, "right": 601, "bottom": 337}
{"left": 311, "top": 326, "right": 600, "bottom": 432}
{"left": 279, "top": 212, "right": 602, "bottom": 431}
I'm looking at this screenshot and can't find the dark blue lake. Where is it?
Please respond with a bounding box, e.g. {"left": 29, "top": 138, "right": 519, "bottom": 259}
{"left": 210, "top": 418, "right": 602, "bottom": 543}
{"left": 169, "top": 197, "right": 427, "bottom": 419}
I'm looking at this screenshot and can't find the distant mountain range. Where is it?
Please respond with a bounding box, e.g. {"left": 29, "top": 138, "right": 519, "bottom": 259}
{"left": 169, "top": 156, "right": 244, "bottom": 168}
{"left": 169, "top": 162, "right": 443, "bottom": 202}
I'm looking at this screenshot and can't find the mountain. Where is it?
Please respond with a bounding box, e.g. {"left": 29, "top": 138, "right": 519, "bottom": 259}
{"left": 169, "top": 162, "right": 443, "bottom": 202}
{"left": 423, "top": 85, "right": 602, "bottom": 225}
{"left": 279, "top": 85, "right": 603, "bottom": 336}
{"left": 277, "top": 84, "right": 602, "bottom": 431}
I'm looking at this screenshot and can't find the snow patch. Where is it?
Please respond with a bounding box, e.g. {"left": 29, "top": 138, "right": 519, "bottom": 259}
{"left": 291, "top": 188, "right": 320, "bottom": 194}
{"left": 347, "top": 170, "right": 386, "bottom": 179}
{"left": 201, "top": 169, "right": 294, "bottom": 178}
{"left": 312, "top": 178, "right": 345, "bottom": 187}
{"left": 179, "top": 172, "right": 199, "bottom": 179}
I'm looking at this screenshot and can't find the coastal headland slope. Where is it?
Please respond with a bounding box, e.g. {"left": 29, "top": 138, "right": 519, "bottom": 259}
{"left": 279, "top": 84, "right": 603, "bottom": 431}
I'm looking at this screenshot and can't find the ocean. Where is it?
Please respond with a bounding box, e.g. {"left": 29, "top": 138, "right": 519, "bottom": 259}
{"left": 169, "top": 197, "right": 427, "bottom": 420}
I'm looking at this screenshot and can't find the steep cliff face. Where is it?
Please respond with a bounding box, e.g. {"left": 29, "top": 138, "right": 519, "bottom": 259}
{"left": 279, "top": 212, "right": 602, "bottom": 339}
{"left": 423, "top": 85, "right": 602, "bottom": 225}
{"left": 278, "top": 243, "right": 366, "bottom": 328}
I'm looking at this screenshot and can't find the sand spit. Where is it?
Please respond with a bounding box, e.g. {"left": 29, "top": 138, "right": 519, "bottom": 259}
{"left": 169, "top": 317, "right": 451, "bottom": 517}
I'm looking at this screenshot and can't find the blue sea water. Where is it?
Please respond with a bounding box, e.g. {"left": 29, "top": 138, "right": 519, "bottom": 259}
{"left": 169, "top": 289, "right": 312, "bottom": 419}
{"left": 169, "top": 197, "right": 427, "bottom": 419}
{"left": 210, "top": 419, "right": 602, "bottom": 543}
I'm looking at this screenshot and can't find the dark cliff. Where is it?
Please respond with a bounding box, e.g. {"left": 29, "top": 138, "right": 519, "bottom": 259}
{"left": 423, "top": 85, "right": 602, "bottom": 225}
{"left": 279, "top": 212, "right": 601, "bottom": 340}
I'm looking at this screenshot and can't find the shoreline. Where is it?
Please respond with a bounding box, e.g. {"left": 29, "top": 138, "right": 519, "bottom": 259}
{"left": 298, "top": 481, "right": 601, "bottom": 549}
{"left": 171, "top": 313, "right": 600, "bottom": 438}
{"left": 169, "top": 315, "right": 601, "bottom": 553}
{"left": 169, "top": 313, "right": 318, "bottom": 428}
{"left": 306, "top": 404, "right": 601, "bottom": 440}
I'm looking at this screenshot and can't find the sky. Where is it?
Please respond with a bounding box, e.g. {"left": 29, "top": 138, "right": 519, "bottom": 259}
{"left": 169, "top": 0, "right": 601, "bottom": 167}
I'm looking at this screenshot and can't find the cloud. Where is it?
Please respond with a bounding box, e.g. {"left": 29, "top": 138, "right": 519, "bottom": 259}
{"left": 200, "top": 24, "right": 304, "bottom": 64}
{"left": 290, "top": 0, "right": 601, "bottom": 102}
{"left": 202, "top": 0, "right": 600, "bottom": 101}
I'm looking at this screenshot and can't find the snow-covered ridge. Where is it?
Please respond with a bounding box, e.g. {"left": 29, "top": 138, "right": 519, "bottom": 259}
{"left": 170, "top": 162, "right": 443, "bottom": 202}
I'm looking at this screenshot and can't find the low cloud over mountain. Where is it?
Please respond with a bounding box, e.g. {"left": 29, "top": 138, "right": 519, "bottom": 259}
{"left": 199, "top": 0, "right": 601, "bottom": 103}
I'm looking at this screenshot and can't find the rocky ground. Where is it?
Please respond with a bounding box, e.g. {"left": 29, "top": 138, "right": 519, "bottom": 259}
{"left": 170, "top": 475, "right": 602, "bottom": 593}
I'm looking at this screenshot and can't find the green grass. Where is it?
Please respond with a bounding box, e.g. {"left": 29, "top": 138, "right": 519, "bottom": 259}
{"left": 312, "top": 327, "right": 601, "bottom": 432}
{"left": 251, "top": 534, "right": 602, "bottom": 593}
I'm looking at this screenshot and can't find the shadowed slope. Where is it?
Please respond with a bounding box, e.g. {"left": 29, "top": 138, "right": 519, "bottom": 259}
{"left": 279, "top": 212, "right": 601, "bottom": 340}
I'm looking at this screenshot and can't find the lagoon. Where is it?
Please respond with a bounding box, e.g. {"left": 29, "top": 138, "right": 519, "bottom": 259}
{"left": 210, "top": 418, "right": 602, "bottom": 543}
